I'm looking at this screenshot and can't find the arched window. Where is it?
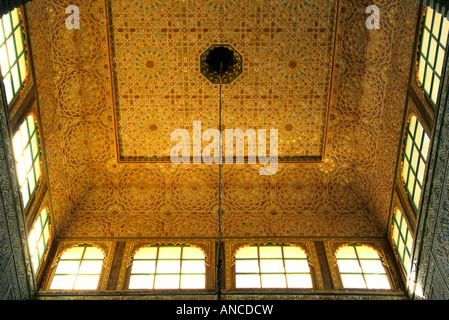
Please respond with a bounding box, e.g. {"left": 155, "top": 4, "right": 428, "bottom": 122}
{"left": 128, "top": 245, "right": 206, "bottom": 290}
{"left": 391, "top": 209, "right": 413, "bottom": 277}
{"left": 0, "top": 8, "right": 28, "bottom": 105}
{"left": 12, "top": 115, "right": 41, "bottom": 209}
{"left": 402, "top": 115, "right": 430, "bottom": 210}
{"left": 50, "top": 245, "right": 104, "bottom": 290}
{"left": 234, "top": 244, "right": 313, "bottom": 289}
{"left": 28, "top": 208, "right": 50, "bottom": 276}
{"left": 418, "top": 6, "right": 449, "bottom": 104}
{"left": 335, "top": 244, "right": 390, "bottom": 289}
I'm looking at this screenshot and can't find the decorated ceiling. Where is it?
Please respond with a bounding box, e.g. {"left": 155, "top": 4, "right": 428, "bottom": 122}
{"left": 25, "top": 0, "right": 418, "bottom": 238}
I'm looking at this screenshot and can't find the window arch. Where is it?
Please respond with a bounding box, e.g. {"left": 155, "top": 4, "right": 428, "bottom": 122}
{"left": 234, "top": 244, "right": 313, "bottom": 289}
{"left": 401, "top": 115, "right": 430, "bottom": 210}
{"left": 391, "top": 209, "right": 414, "bottom": 277}
{"left": 28, "top": 208, "right": 50, "bottom": 276}
{"left": 0, "top": 8, "right": 28, "bottom": 105}
{"left": 335, "top": 244, "right": 390, "bottom": 289}
{"left": 128, "top": 245, "right": 206, "bottom": 290}
{"left": 49, "top": 245, "right": 104, "bottom": 290}
{"left": 12, "top": 114, "right": 41, "bottom": 209}
{"left": 417, "top": 6, "right": 449, "bottom": 104}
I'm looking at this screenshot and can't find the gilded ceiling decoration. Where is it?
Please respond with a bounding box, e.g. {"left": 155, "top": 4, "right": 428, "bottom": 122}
{"left": 25, "top": 0, "right": 418, "bottom": 238}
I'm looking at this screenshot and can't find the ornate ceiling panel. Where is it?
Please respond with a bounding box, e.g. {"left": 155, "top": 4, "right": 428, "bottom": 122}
{"left": 25, "top": 0, "right": 418, "bottom": 238}
{"left": 108, "top": 0, "right": 336, "bottom": 161}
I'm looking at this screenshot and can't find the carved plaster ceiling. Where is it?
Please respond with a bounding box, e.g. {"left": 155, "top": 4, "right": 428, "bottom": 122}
{"left": 25, "top": 0, "right": 418, "bottom": 238}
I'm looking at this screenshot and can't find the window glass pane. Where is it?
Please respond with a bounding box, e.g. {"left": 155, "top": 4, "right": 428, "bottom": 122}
{"left": 181, "top": 260, "right": 205, "bottom": 274}
{"left": 180, "top": 275, "right": 205, "bottom": 289}
{"left": 441, "top": 18, "right": 449, "bottom": 46}
{"left": 365, "top": 275, "right": 390, "bottom": 289}
{"left": 360, "top": 260, "right": 385, "bottom": 274}
{"left": 283, "top": 246, "right": 307, "bottom": 258}
{"left": 11, "top": 9, "right": 19, "bottom": 27}
{"left": 433, "top": 11, "right": 442, "bottom": 34}
{"left": 286, "top": 274, "right": 313, "bottom": 288}
{"left": 3, "top": 73, "right": 13, "bottom": 103}
{"left": 14, "top": 28, "right": 23, "bottom": 54}
{"left": 11, "top": 63, "right": 20, "bottom": 93}
{"left": 236, "top": 274, "right": 260, "bottom": 288}
{"left": 2, "top": 14, "right": 12, "bottom": 37}
{"left": 235, "top": 260, "right": 259, "bottom": 273}
{"left": 20, "top": 183, "right": 29, "bottom": 206}
{"left": 235, "top": 246, "right": 258, "bottom": 258}
{"left": 74, "top": 275, "right": 100, "bottom": 290}
{"left": 55, "top": 261, "right": 80, "bottom": 275}
{"left": 60, "top": 247, "right": 85, "bottom": 259}
{"left": 19, "top": 53, "right": 26, "bottom": 82}
{"left": 0, "top": 44, "right": 8, "bottom": 76}
{"left": 259, "top": 259, "right": 284, "bottom": 273}
{"left": 156, "top": 260, "right": 180, "bottom": 274}
{"left": 50, "top": 275, "right": 76, "bottom": 290}
{"left": 414, "top": 185, "right": 422, "bottom": 206}
{"left": 336, "top": 245, "right": 357, "bottom": 258}
{"left": 158, "top": 246, "right": 181, "bottom": 259}
{"left": 284, "top": 259, "right": 310, "bottom": 273}
{"left": 134, "top": 246, "right": 157, "bottom": 259}
{"left": 355, "top": 246, "right": 380, "bottom": 259}
{"left": 154, "top": 275, "right": 180, "bottom": 289}
{"left": 83, "top": 247, "right": 103, "bottom": 259}
{"left": 131, "top": 260, "right": 156, "bottom": 274}
{"left": 259, "top": 246, "right": 282, "bottom": 258}
{"left": 182, "top": 246, "right": 204, "bottom": 259}
{"left": 128, "top": 275, "right": 154, "bottom": 289}
{"left": 0, "top": 21, "right": 4, "bottom": 43}
{"left": 432, "top": 77, "right": 440, "bottom": 102}
{"left": 261, "top": 274, "right": 286, "bottom": 288}
{"left": 6, "top": 36, "right": 15, "bottom": 66}
{"left": 421, "top": 29, "right": 430, "bottom": 57}
{"left": 78, "top": 260, "right": 103, "bottom": 274}
{"left": 337, "top": 259, "right": 362, "bottom": 273}
{"left": 340, "top": 274, "right": 366, "bottom": 289}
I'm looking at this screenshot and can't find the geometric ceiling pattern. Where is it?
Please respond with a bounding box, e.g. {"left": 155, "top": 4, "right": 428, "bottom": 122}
{"left": 25, "top": 0, "right": 418, "bottom": 239}
{"left": 109, "top": 0, "right": 336, "bottom": 162}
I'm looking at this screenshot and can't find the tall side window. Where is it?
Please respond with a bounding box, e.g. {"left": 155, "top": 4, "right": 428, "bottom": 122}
{"left": 128, "top": 245, "right": 206, "bottom": 290}
{"left": 28, "top": 208, "right": 50, "bottom": 276}
{"left": 418, "top": 6, "right": 449, "bottom": 104}
{"left": 402, "top": 115, "right": 430, "bottom": 210}
{"left": 50, "top": 245, "right": 104, "bottom": 290}
{"left": 391, "top": 209, "right": 414, "bottom": 277}
{"left": 0, "top": 8, "right": 27, "bottom": 105}
{"left": 234, "top": 244, "right": 313, "bottom": 289}
{"left": 335, "top": 244, "right": 390, "bottom": 289}
{"left": 12, "top": 115, "right": 41, "bottom": 209}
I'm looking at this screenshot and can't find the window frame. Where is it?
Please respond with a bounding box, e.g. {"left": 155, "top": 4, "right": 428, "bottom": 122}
{"left": 417, "top": 6, "right": 449, "bottom": 105}
{"left": 401, "top": 115, "right": 430, "bottom": 211}
{"left": 233, "top": 244, "right": 314, "bottom": 290}
{"left": 391, "top": 209, "right": 414, "bottom": 278}
{"left": 126, "top": 244, "right": 208, "bottom": 290}
{"left": 335, "top": 244, "right": 392, "bottom": 290}
{"left": 28, "top": 207, "right": 51, "bottom": 277}
{"left": 12, "top": 114, "right": 42, "bottom": 210}
{"left": 0, "top": 7, "right": 28, "bottom": 107}
{"left": 48, "top": 245, "right": 105, "bottom": 291}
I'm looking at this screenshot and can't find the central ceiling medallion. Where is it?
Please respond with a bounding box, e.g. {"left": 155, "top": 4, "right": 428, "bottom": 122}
{"left": 200, "top": 44, "right": 242, "bottom": 84}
